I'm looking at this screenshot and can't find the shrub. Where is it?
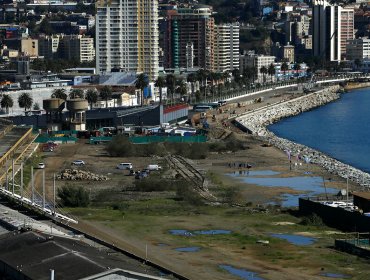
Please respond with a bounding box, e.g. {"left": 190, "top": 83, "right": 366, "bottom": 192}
{"left": 176, "top": 182, "right": 204, "bottom": 206}
{"left": 300, "top": 213, "right": 324, "bottom": 226}
{"left": 58, "top": 185, "right": 90, "bottom": 207}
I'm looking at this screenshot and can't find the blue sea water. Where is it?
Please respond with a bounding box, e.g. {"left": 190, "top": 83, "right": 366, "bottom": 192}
{"left": 269, "top": 88, "right": 370, "bottom": 173}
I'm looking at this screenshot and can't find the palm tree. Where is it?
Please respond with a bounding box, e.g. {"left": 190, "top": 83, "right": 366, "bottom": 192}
{"left": 281, "top": 62, "right": 289, "bottom": 81}
{"left": 99, "top": 86, "right": 112, "bottom": 108}
{"left": 51, "top": 88, "right": 67, "bottom": 100}
{"left": 135, "top": 73, "right": 149, "bottom": 106}
{"left": 176, "top": 79, "right": 188, "bottom": 102}
{"left": 260, "top": 66, "right": 268, "bottom": 84}
{"left": 69, "top": 88, "right": 84, "bottom": 99}
{"left": 187, "top": 73, "right": 197, "bottom": 98}
{"left": 166, "top": 74, "right": 176, "bottom": 105}
{"left": 85, "top": 89, "right": 98, "bottom": 109}
{"left": 154, "top": 76, "right": 165, "bottom": 104}
{"left": 354, "top": 59, "right": 362, "bottom": 70}
{"left": 18, "top": 92, "right": 33, "bottom": 114}
{"left": 268, "top": 63, "right": 276, "bottom": 83}
{"left": 0, "top": 94, "right": 13, "bottom": 114}
{"left": 294, "top": 63, "right": 301, "bottom": 78}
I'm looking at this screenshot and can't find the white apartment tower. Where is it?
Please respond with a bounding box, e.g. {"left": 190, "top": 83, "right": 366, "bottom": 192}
{"left": 313, "top": 0, "right": 354, "bottom": 61}
{"left": 214, "top": 23, "right": 240, "bottom": 72}
{"left": 96, "top": 0, "right": 159, "bottom": 81}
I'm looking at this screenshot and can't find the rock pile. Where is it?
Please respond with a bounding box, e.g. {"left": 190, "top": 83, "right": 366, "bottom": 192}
{"left": 235, "top": 86, "right": 370, "bottom": 188}
{"left": 57, "top": 169, "right": 109, "bottom": 181}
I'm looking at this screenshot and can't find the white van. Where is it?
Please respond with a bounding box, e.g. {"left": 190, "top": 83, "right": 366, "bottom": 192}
{"left": 146, "top": 164, "right": 162, "bottom": 171}
{"left": 117, "top": 163, "right": 133, "bottom": 170}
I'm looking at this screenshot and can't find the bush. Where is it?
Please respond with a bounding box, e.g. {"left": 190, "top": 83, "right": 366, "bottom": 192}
{"left": 176, "top": 183, "right": 204, "bottom": 206}
{"left": 58, "top": 185, "right": 90, "bottom": 207}
{"left": 300, "top": 213, "right": 324, "bottom": 226}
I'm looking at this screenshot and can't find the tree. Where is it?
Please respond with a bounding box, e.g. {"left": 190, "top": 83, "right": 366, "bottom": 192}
{"left": 166, "top": 74, "right": 176, "bottom": 105}
{"left": 69, "top": 88, "right": 84, "bottom": 99}
{"left": 18, "top": 92, "right": 33, "bottom": 113}
{"left": 154, "top": 76, "right": 165, "bottom": 104}
{"left": 177, "top": 79, "right": 188, "bottom": 102}
{"left": 58, "top": 185, "right": 90, "bottom": 207}
{"left": 85, "top": 89, "right": 98, "bottom": 109}
{"left": 294, "top": 63, "right": 301, "bottom": 78}
{"left": 51, "top": 88, "right": 67, "bottom": 100}
{"left": 0, "top": 95, "right": 13, "bottom": 114}
{"left": 33, "top": 103, "right": 40, "bottom": 111}
{"left": 281, "top": 62, "right": 289, "bottom": 80}
{"left": 260, "top": 66, "right": 267, "bottom": 83}
{"left": 99, "top": 86, "right": 112, "bottom": 108}
{"left": 135, "top": 73, "right": 149, "bottom": 106}
{"left": 268, "top": 63, "right": 276, "bottom": 83}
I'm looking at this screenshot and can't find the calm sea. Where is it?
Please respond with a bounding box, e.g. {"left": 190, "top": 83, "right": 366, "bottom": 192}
{"left": 269, "top": 88, "right": 370, "bottom": 173}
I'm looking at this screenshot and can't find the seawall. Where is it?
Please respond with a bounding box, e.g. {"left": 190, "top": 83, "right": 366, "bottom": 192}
{"left": 235, "top": 85, "right": 370, "bottom": 187}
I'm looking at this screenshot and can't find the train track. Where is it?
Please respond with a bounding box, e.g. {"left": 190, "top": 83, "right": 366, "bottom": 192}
{"left": 166, "top": 155, "right": 218, "bottom": 203}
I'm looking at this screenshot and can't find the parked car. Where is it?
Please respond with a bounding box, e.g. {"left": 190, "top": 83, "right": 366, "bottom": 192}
{"left": 117, "top": 163, "right": 133, "bottom": 170}
{"left": 146, "top": 164, "right": 162, "bottom": 171}
{"left": 37, "top": 163, "right": 45, "bottom": 169}
{"left": 72, "top": 160, "right": 85, "bottom": 166}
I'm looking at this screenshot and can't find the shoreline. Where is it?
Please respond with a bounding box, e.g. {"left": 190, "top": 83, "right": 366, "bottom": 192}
{"left": 235, "top": 85, "right": 370, "bottom": 188}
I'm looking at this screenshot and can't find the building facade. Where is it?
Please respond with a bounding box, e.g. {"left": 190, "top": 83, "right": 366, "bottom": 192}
{"left": 313, "top": 0, "right": 354, "bottom": 61}
{"left": 96, "top": 0, "right": 159, "bottom": 81}
{"left": 214, "top": 23, "right": 240, "bottom": 72}
{"left": 346, "top": 38, "right": 370, "bottom": 60}
{"left": 161, "top": 5, "right": 214, "bottom": 71}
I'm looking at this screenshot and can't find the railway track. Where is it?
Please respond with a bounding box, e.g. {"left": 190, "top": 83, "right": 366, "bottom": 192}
{"left": 166, "top": 155, "right": 218, "bottom": 203}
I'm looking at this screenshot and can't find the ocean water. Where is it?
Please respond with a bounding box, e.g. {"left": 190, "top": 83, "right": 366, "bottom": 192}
{"left": 269, "top": 88, "right": 370, "bottom": 173}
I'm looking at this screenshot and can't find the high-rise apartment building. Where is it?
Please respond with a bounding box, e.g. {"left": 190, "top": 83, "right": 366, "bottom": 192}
{"left": 161, "top": 5, "right": 214, "bottom": 70}
{"left": 346, "top": 38, "right": 370, "bottom": 60}
{"left": 38, "top": 35, "right": 61, "bottom": 59}
{"left": 313, "top": 0, "right": 354, "bottom": 61}
{"left": 96, "top": 0, "right": 159, "bottom": 81}
{"left": 340, "top": 8, "right": 354, "bottom": 59}
{"left": 214, "top": 23, "right": 239, "bottom": 72}
{"left": 59, "top": 35, "right": 95, "bottom": 63}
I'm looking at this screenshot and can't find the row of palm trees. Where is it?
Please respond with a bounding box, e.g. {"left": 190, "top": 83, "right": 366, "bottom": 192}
{"left": 0, "top": 92, "right": 34, "bottom": 114}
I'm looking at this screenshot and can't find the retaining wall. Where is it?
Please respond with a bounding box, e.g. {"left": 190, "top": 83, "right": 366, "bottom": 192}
{"left": 235, "top": 86, "right": 370, "bottom": 187}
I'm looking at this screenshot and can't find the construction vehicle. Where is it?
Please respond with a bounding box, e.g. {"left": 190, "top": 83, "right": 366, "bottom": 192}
{"left": 187, "top": 112, "right": 209, "bottom": 127}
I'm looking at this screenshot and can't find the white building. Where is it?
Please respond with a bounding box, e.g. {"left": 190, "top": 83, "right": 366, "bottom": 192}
{"left": 313, "top": 0, "right": 354, "bottom": 61}
{"left": 346, "top": 38, "right": 370, "bottom": 60}
{"left": 239, "top": 51, "right": 275, "bottom": 82}
{"left": 214, "top": 23, "right": 240, "bottom": 72}
{"left": 96, "top": 0, "right": 159, "bottom": 81}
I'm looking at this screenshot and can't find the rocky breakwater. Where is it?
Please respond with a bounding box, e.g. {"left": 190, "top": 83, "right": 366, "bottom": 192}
{"left": 236, "top": 86, "right": 370, "bottom": 187}
{"left": 57, "top": 169, "right": 109, "bottom": 181}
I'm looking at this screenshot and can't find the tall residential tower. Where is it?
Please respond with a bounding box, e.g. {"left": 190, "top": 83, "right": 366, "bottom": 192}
{"left": 96, "top": 0, "right": 159, "bottom": 81}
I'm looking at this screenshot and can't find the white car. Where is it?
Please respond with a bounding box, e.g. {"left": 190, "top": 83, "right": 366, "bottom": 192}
{"left": 37, "top": 163, "right": 45, "bottom": 169}
{"left": 72, "top": 160, "right": 85, "bottom": 166}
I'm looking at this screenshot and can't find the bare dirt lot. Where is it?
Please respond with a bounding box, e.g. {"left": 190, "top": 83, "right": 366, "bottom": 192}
{"left": 28, "top": 89, "right": 370, "bottom": 280}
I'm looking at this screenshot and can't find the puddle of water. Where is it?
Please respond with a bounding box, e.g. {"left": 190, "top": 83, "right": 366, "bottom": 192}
{"left": 270, "top": 233, "right": 316, "bottom": 246}
{"left": 175, "top": 246, "right": 200, "bottom": 252}
{"left": 320, "top": 272, "right": 351, "bottom": 279}
{"left": 169, "top": 229, "right": 232, "bottom": 236}
{"left": 230, "top": 175, "right": 337, "bottom": 207}
{"left": 168, "top": 230, "right": 193, "bottom": 236}
{"left": 304, "top": 171, "right": 312, "bottom": 175}
{"left": 228, "top": 170, "right": 281, "bottom": 177}
{"left": 193, "top": 230, "right": 232, "bottom": 235}
{"left": 219, "top": 265, "right": 264, "bottom": 280}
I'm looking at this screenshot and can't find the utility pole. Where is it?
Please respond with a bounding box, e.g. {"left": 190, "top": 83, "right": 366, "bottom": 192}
{"left": 53, "top": 173, "right": 56, "bottom": 215}
{"left": 31, "top": 166, "right": 34, "bottom": 204}
{"left": 42, "top": 169, "right": 45, "bottom": 210}
{"left": 11, "top": 159, "right": 14, "bottom": 196}
{"left": 20, "top": 162, "right": 23, "bottom": 200}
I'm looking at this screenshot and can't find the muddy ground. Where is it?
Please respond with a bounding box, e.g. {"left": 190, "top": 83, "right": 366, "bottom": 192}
{"left": 28, "top": 88, "right": 370, "bottom": 280}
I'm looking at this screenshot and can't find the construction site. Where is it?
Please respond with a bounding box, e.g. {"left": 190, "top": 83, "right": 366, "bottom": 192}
{"left": 1, "top": 85, "right": 370, "bottom": 279}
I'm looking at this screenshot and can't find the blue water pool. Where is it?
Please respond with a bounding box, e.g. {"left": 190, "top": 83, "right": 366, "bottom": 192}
{"left": 219, "top": 265, "right": 264, "bottom": 280}
{"left": 320, "top": 272, "right": 351, "bottom": 278}
{"left": 175, "top": 247, "right": 201, "bottom": 252}
{"left": 270, "top": 233, "right": 316, "bottom": 245}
